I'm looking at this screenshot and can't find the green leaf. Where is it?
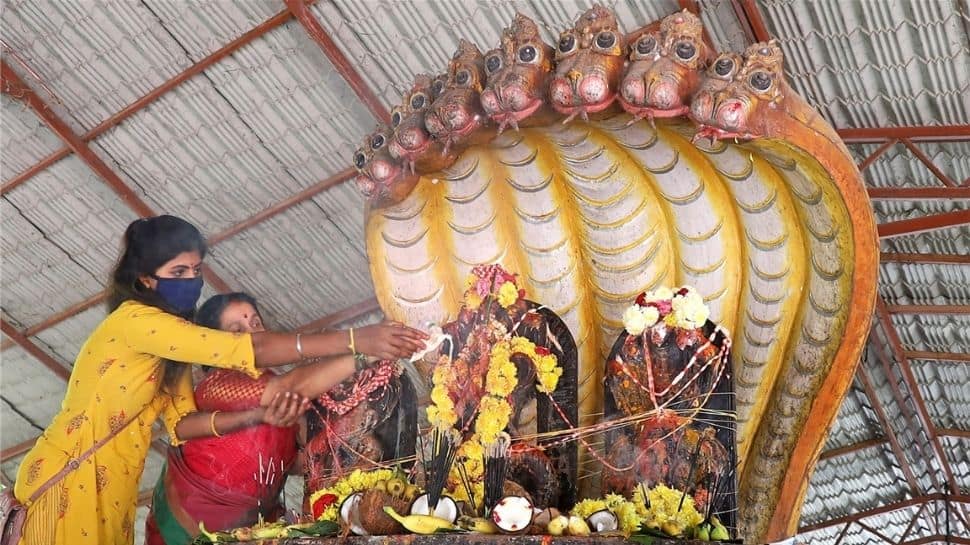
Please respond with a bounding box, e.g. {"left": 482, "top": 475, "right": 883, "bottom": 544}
{"left": 285, "top": 520, "right": 339, "bottom": 537}
{"left": 628, "top": 535, "right": 656, "bottom": 545}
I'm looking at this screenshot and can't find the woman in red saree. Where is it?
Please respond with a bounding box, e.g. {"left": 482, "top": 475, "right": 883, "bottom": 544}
{"left": 145, "top": 293, "right": 380, "bottom": 544}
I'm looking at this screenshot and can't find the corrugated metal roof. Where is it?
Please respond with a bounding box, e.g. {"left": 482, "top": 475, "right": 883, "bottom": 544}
{"left": 759, "top": 0, "right": 970, "bottom": 128}
{"left": 0, "top": 1, "right": 967, "bottom": 544}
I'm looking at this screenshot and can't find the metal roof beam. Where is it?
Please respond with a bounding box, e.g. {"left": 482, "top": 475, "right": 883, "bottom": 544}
{"left": 901, "top": 536, "right": 970, "bottom": 545}
{"left": 856, "top": 365, "right": 922, "bottom": 495}
{"left": 0, "top": 319, "right": 71, "bottom": 381}
{"left": 857, "top": 521, "right": 897, "bottom": 545}
{"left": 208, "top": 168, "right": 354, "bottom": 245}
{"left": 868, "top": 330, "right": 947, "bottom": 493}
{"left": 880, "top": 253, "right": 970, "bottom": 265}
{"left": 284, "top": 0, "right": 390, "bottom": 124}
{"left": 819, "top": 437, "right": 888, "bottom": 461}
{"left": 877, "top": 209, "right": 970, "bottom": 239}
{"left": 0, "top": 437, "right": 38, "bottom": 463}
{"left": 897, "top": 503, "right": 927, "bottom": 545}
{"left": 875, "top": 297, "right": 963, "bottom": 497}
{"left": 900, "top": 139, "right": 957, "bottom": 188}
{"left": 798, "top": 494, "right": 963, "bottom": 534}
{"left": 868, "top": 187, "right": 970, "bottom": 199}
{"left": 732, "top": 0, "right": 773, "bottom": 43}
{"left": 904, "top": 351, "right": 970, "bottom": 363}
{"left": 837, "top": 126, "right": 970, "bottom": 143}
{"left": 1, "top": 61, "right": 154, "bottom": 216}
{"left": 857, "top": 139, "right": 899, "bottom": 172}
{"left": 938, "top": 428, "right": 970, "bottom": 439}
{"left": 1, "top": 9, "right": 295, "bottom": 194}
{"left": 887, "top": 305, "right": 970, "bottom": 315}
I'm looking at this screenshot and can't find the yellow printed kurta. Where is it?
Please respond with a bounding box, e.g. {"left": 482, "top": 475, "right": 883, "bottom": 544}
{"left": 14, "top": 301, "right": 258, "bottom": 545}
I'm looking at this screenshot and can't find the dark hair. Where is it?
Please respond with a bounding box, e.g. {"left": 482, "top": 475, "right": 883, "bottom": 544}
{"left": 108, "top": 215, "right": 208, "bottom": 389}
{"left": 196, "top": 292, "right": 261, "bottom": 331}
{"left": 195, "top": 293, "right": 262, "bottom": 374}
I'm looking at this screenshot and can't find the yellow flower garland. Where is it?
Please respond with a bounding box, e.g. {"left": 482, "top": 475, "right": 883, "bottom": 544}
{"left": 308, "top": 468, "right": 395, "bottom": 522}
{"left": 570, "top": 493, "right": 642, "bottom": 535}
{"left": 632, "top": 483, "right": 704, "bottom": 537}
{"left": 426, "top": 356, "right": 458, "bottom": 429}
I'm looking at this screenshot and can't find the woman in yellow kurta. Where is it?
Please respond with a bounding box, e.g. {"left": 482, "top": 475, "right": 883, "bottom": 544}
{"left": 13, "top": 215, "right": 426, "bottom": 545}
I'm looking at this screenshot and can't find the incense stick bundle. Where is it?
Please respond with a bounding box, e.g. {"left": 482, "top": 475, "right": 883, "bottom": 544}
{"left": 426, "top": 427, "right": 461, "bottom": 509}
{"left": 483, "top": 432, "right": 512, "bottom": 513}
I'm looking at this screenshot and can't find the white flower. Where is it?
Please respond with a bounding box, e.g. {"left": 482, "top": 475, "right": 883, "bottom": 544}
{"left": 623, "top": 305, "right": 661, "bottom": 335}
{"left": 648, "top": 287, "right": 674, "bottom": 302}
{"left": 641, "top": 305, "right": 660, "bottom": 327}
{"left": 671, "top": 289, "right": 709, "bottom": 329}
{"left": 623, "top": 305, "right": 649, "bottom": 335}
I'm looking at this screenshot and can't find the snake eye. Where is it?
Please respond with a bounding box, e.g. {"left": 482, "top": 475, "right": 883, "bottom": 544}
{"left": 675, "top": 42, "right": 696, "bottom": 60}
{"left": 558, "top": 34, "right": 576, "bottom": 54}
{"left": 518, "top": 45, "right": 537, "bottom": 63}
{"left": 714, "top": 57, "right": 735, "bottom": 77}
{"left": 636, "top": 36, "right": 656, "bottom": 55}
{"left": 353, "top": 151, "right": 366, "bottom": 169}
{"left": 485, "top": 54, "right": 502, "bottom": 74}
{"left": 750, "top": 71, "right": 771, "bottom": 91}
{"left": 410, "top": 92, "right": 427, "bottom": 110}
{"left": 456, "top": 69, "right": 470, "bottom": 86}
{"left": 595, "top": 31, "right": 616, "bottom": 50}
{"left": 391, "top": 111, "right": 402, "bottom": 127}
{"left": 370, "top": 134, "right": 385, "bottom": 149}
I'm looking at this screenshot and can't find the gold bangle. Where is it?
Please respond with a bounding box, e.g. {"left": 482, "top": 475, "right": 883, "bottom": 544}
{"left": 348, "top": 327, "right": 356, "bottom": 355}
{"left": 209, "top": 411, "right": 222, "bottom": 438}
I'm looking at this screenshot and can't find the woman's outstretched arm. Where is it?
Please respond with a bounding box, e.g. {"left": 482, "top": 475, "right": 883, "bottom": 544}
{"left": 251, "top": 322, "right": 427, "bottom": 368}
{"left": 173, "top": 392, "right": 308, "bottom": 441}
{"left": 259, "top": 355, "right": 358, "bottom": 404}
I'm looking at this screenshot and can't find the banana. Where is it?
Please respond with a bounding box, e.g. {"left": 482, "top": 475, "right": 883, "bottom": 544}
{"left": 547, "top": 515, "right": 569, "bottom": 536}
{"left": 458, "top": 516, "right": 499, "bottom": 534}
{"left": 383, "top": 506, "right": 457, "bottom": 534}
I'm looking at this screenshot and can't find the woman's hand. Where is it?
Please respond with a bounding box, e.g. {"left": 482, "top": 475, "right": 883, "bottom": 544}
{"left": 261, "top": 392, "right": 310, "bottom": 427}
{"left": 354, "top": 321, "right": 428, "bottom": 360}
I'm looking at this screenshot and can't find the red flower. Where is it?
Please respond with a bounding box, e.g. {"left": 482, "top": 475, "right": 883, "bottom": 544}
{"left": 311, "top": 493, "right": 338, "bottom": 519}
{"left": 676, "top": 287, "right": 690, "bottom": 296}
{"left": 635, "top": 292, "right": 647, "bottom": 306}
{"left": 535, "top": 346, "right": 551, "bottom": 356}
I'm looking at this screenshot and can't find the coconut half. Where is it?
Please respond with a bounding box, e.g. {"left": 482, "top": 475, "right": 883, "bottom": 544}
{"left": 358, "top": 489, "right": 409, "bottom": 535}
{"left": 490, "top": 495, "right": 534, "bottom": 534}
{"left": 339, "top": 492, "right": 369, "bottom": 536}
{"left": 586, "top": 509, "right": 619, "bottom": 532}
{"left": 409, "top": 493, "right": 459, "bottom": 524}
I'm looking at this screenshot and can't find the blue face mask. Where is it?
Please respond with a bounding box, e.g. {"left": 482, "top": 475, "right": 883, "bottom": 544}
{"left": 152, "top": 276, "right": 204, "bottom": 313}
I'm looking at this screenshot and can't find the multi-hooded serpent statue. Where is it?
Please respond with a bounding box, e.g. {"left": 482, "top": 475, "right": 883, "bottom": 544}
{"left": 340, "top": 5, "right": 877, "bottom": 544}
